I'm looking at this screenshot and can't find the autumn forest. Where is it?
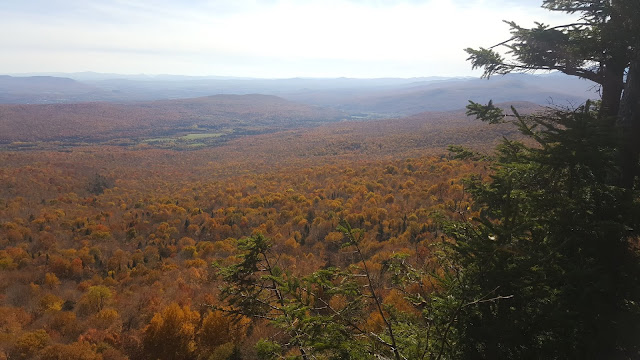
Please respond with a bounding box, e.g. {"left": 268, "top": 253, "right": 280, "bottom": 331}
{"left": 0, "top": 90, "right": 506, "bottom": 359}
{"left": 2, "top": 1, "right": 640, "bottom": 359}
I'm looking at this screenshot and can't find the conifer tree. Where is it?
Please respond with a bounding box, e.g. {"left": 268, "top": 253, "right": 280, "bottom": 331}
{"left": 451, "top": 2, "right": 640, "bottom": 357}
{"left": 465, "top": 0, "right": 640, "bottom": 187}
{"left": 447, "top": 102, "right": 640, "bottom": 358}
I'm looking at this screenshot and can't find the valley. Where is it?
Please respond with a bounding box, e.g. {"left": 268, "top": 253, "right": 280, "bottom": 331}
{"left": 0, "top": 77, "right": 527, "bottom": 358}
{"left": 0, "top": 72, "right": 620, "bottom": 360}
{"left": 3, "top": 1, "right": 638, "bottom": 357}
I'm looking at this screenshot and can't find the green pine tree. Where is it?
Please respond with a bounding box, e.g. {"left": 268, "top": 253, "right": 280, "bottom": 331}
{"left": 446, "top": 102, "right": 640, "bottom": 358}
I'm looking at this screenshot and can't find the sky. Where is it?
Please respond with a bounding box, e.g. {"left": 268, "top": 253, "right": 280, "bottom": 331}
{"left": 1, "top": 0, "right": 580, "bottom": 78}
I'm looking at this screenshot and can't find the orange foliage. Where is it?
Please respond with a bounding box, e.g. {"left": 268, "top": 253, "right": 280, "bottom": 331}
{"left": 0, "top": 119, "right": 487, "bottom": 358}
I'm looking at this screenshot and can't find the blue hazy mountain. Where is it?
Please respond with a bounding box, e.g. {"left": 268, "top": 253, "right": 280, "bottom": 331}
{"left": 1, "top": 72, "right": 596, "bottom": 116}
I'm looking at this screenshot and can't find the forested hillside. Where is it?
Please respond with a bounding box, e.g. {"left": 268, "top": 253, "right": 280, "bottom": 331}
{"left": 1, "top": 0, "right": 640, "bottom": 358}
{"left": 0, "top": 95, "right": 344, "bottom": 146}
{"left": 0, "top": 137, "right": 485, "bottom": 359}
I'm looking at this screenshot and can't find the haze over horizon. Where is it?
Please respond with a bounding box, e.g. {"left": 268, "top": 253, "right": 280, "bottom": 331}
{"left": 2, "top": 0, "right": 579, "bottom": 79}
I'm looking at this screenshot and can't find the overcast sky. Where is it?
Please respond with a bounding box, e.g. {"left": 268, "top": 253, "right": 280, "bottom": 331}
{"left": 1, "top": 0, "right": 579, "bottom": 78}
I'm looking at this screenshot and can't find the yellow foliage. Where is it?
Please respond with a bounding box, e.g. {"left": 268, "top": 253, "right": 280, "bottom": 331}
{"left": 12, "top": 329, "right": 50, "bottom": 360}
{"left": 365, "top": 311, "right": 385, "bottom": 333}
{"left": 79, "top": 285, "right": 112, "bottom": 315}
{"left": 39, "top": 341, "right": 101, "bottom": 360}
{"left": 198, "top": 310, "right": 247, "bottom": 352}
{"left": 92, "top": 308, "right": 120, "bottom": 330}
{"left": 324, "top": 231, "right": 344, "bottom": 248}
{"left": 283, "top": 236, "right": 299, "bottom": 250}
{"left": 39, "top": 293, "right": 63, "bottom": 312}
{"left": 143, "top": 303, "right": 199, "bottom": 360}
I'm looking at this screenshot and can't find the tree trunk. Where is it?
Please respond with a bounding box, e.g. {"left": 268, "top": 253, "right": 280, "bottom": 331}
{"left": 599, "top": 62, "right": 625, "bottom": 123}
{"left": 618, "top": 56, "right": 640, "bottom": 189}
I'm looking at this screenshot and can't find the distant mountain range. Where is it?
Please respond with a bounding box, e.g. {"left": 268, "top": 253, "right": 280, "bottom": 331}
{"left": 301, "top": 74, "right": 596, "bottom": 115}
{"left": 1, "top": 72, "right": 598, "bottom": 116}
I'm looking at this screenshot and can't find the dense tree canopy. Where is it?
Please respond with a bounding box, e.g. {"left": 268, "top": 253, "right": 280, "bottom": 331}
{"left": 1, "top": 1, "right": 639, "bottom": 359}
{"left": 216, "top": 1, "right": 640, "bottom": 358}
{"left": 450, "top": 103, "right": 640, "bottom": 358}
{"left": 457, "top": 1, "right": 640, "bottom": 358}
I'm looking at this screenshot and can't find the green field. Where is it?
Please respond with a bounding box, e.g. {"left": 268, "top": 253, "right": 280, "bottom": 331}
{"left": 179, "top": 132, "right": 225, "bottom": 140}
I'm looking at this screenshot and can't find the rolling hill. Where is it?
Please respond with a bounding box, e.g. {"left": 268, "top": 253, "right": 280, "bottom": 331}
{"left": 0, "top": 94, "right": 345, "bottom": 144}
{"left": 285, "top": 74, "right": 596, "bottom": 115}
{"left": 2, "top": 73, "right": 597, "bottom": 117}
